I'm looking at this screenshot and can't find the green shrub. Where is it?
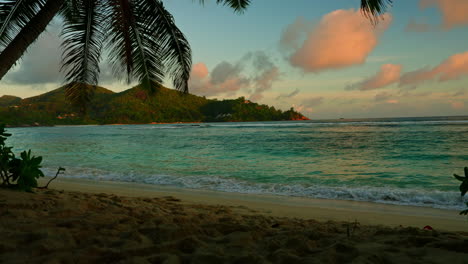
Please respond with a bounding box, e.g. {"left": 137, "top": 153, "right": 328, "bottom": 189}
{"left": 0, "top": 124, "right": 45, "bottom": 192}
{"left": 453, "top": 167, "right": 468, "bottom": 216}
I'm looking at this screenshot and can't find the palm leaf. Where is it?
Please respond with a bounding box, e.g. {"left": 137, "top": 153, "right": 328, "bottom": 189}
{"left": 197, "top": 0, "right": 251, "bottom": 13}
{"left": 141, "top": 0, "right": 191, "bottom": 92}
{"left": 60, "top": 0, "right": 106, "bottom": 86}
{"left": 106, "top": 0, "right": 164, "bottom": 88}
{"left": 106, "top": 0, "right": 134, "bottom": 82}
{"left": 361, "top": 0, "right": 392, "bottom": 23}
{"left": 0, "top": 0, "right": 47, "bottom": 50}
{"left": 64, "top": 82, "right": 95, "bottom": 114}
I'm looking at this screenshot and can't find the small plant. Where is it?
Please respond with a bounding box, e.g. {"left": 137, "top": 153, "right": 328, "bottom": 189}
{"left": 453, "top": 167, "right": 468, "bottom": 216}
{"left": 0, "top": 124, "right": 61, "bottom": 192}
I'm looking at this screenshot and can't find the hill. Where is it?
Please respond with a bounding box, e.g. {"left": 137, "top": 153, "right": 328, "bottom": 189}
{"left": 0, "top": 95, "right": 21, "bottom": 107}
{"left": 0, "top": 85, "right": 309, "bottom": 126}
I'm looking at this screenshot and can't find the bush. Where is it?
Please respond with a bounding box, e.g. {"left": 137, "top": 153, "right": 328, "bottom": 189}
{"left": 453, "top": 167, "right": 468, "bottom": 216}
{"left": 0, "top": 124, "right": 44, "bottom": 192}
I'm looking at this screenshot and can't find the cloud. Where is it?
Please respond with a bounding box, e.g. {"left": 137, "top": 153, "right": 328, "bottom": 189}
{"left": 373, "top": 92, "right": 399, "bottom": 104}
{"left": 285, "top": 9, "right": 392, "bottom": 73}
{"left": 279, "top": 17, "right": 310, "bottom": 51}
{"left": 249, "top": 67, "right": 280, "bottom": 101}
{"left": 4, "top": 24, "right": 62, "bottom": 87}
{"left": 374, "top": 92, "right": 392, "bottom": 101}
{"left": 420, "top": 0, "right": 468, "bottom": 29}
{"left": 191, "top": 63, "right": 209, "bottom": 79}
{"left": 450, "top": 101, "right": 464, "bottom": 109}
{"left": 303, "top": 97, "right": 324, "bottom": 107}
{"left": 189, "top": 62, "right": 250, "bottom": 97}
{"left": 452, "top": 88, "right": 465, "bottom": 96}
{"left": 347, "top": 64, "right": 402, "bottom": 91}
{"left": 248, "top": 52, "right": 281, "bottom": 101}
{"left": 210, "top": 61, "right": 244, "bottom": 85}
{"left": 276, "top": 88, "right": 300, "bottom": 99}
{"left": 405, "top": 19, "right": 436, "bottom": 32}
{"left": 400, "top": 50, "right": 468, "bottom": 86}
{"left": 189, "top": 51, "right": 281, "bottom": 99}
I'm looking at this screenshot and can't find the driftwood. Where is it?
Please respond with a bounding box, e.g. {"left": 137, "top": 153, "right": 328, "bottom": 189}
{"left": 38, "top": 167, "right": 65, "bottom": 189}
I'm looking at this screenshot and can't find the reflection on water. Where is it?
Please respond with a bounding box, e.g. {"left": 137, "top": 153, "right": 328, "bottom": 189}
{"left": 7, "top": 117, "right": 468, "bottom": 209}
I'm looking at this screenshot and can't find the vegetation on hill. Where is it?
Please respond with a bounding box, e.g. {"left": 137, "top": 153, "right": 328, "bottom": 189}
{"left": 0, "top": 85, "right": 308, "bottom": 126}
{"left": 0, "top": 95, "right": 21, "bottom": 107}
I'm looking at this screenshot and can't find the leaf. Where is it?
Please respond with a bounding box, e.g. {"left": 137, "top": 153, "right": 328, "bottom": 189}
{"left": 360, "top": 0, "right": 392, "bottom": 23}
{"left": 142, "top": 0, "right": 191, "bottom": 92}
{"left": 453, "top": 174, "right": 466, "bottom": 182}
{"left": 0, "top": 0, "right": 47, "bottom": 49}
{"left": 460, "top": 180, "right": 468, "bottom": 197}
{"left": 61, "top": 0, "right": 107, "bottom": 87}
{"left": 106, "top": 0, "right": 164, "bottom": 87}
{"left": 197, "top": 0, "right": 251, "bottom": 13}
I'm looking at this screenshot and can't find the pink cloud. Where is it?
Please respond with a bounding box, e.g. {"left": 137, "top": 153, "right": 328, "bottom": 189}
{"left": 288, "top": 9, "right": 392, "bottom": 72}
{"left": 189, "top": 62, "right": 249, "bottom": 97}
{"left": 189, "top": 52, "right": 281, "bottom": 99}
{"left": 191, "top": 63, "right": 209, "bottom": 79}
{"left": 386, "top": 99, "right": 399, "bottom": 104}
{"left": 420, "top": 0, "right": 468, "bottom": 29}
{"left": 451, "top": 101, "right": 464, "bottom": 109}
{"left": 349, "top": 64, "right": 402, "bottom": 90}
{"left": 400, "top": 51, "right": 468, "bottom": 86}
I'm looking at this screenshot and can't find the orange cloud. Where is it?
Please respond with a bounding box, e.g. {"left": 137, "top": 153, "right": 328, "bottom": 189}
{"left": 191, "top": 63, "right": 209, "bottom": 79}
{"left": 189, "top": 52, "right": 281, "bottom": 99}
{"left": 189, "top": 62, "right": 249, "bottom": 97}
{"left": 348, "top": 64, "right": 402, "bottom": 90}
{"left": 400, "top": 51, "right": 468, "bottom": 86}
{"left": 288, "top": 9, "right": 392, "bottom": 72}
{"left": 420, "top": 0, "right": 468, "bottom": 29}
{"left": 451, "top": 101, "right": 464, "bottom": 109}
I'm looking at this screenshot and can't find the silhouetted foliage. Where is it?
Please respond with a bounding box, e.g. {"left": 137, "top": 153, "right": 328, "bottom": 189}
{"left": 453, "top": 167, "right": 468, "bottom": 216}
{"left": 0, "top": 124, "right": 45, "bottom": 191}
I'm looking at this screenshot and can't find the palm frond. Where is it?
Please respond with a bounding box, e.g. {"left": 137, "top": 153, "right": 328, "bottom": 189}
{"left": 60, "top": 0, "right": 106, "bottom": 86}
{"left": 64, "top": 82, "right": 95, "bottom": 114}
{"left": 196, "top": 0, "right": 250, "bottom": 13}
{"left": 106, "top": 0, "right": 164, "bottom": 89}
{"left": 142, "top": 0, "right": 191, "bottom": 93}
{"left": 361, "top": 0, "right": 392, "bottom": 23}
{"left": 0, "top": 0, "right": 47, "bottom": 50}
{"left": 106, "top": 0, "right": 134, "bottom": 82}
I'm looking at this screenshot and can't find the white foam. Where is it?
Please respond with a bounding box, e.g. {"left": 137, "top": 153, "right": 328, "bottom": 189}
{"left": 44, "top": 167, "right": 467, "bottom": 211}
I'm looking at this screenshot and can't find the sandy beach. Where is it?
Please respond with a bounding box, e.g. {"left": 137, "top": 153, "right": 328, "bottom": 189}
{"left": 0, "top": 177, "right": 467, "bottom": 263}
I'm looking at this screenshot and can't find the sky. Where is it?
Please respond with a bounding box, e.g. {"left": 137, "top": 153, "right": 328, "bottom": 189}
{"left": 1, "top": 0, "right": 468, "bottom": 119}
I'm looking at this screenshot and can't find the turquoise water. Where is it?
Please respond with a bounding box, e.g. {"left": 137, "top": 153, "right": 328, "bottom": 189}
{"left": 7, "top": 117, "right": 468, "bottom": 209}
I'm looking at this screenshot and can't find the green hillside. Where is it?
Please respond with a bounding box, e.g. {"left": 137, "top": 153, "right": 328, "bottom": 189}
{"left": 0, "top": 85, "right": 308, "bottom": 126}
{"left": 0, "top": 95, "right": 21, "bottom": 107}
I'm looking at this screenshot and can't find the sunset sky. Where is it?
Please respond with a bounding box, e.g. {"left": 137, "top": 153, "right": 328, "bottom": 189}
{"left": 1, "top": 0, "right": 467, "bottom": 119}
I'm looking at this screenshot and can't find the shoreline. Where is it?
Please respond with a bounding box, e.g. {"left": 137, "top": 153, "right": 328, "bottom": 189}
{"left": 38, "top": 177, "right": 467, "bottom": 232}
{"left": 5, "top": 119, "right": 307, "bottom": 128}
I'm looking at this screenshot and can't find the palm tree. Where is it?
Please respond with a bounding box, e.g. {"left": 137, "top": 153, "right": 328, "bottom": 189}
{"left": 0, "top": 0, "right": 392, "bottom": 108}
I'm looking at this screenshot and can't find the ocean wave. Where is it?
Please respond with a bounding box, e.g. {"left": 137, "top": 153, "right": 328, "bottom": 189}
{"left": 44, "top": 167, "right": 467, "bottom": 211}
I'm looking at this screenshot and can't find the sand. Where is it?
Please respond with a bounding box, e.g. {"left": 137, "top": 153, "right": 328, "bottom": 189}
{"left": 1, "top": 178, "right": 467, "bottom": 264}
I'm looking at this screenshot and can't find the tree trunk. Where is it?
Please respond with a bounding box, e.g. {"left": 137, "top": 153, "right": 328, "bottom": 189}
{"left": 0, "top": 0, "right": 64, "bottom": 81}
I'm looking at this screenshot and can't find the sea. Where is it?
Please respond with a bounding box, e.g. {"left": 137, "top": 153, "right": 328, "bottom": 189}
{"left": 6, "top": 116, "right": 468, "bottom": 210}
